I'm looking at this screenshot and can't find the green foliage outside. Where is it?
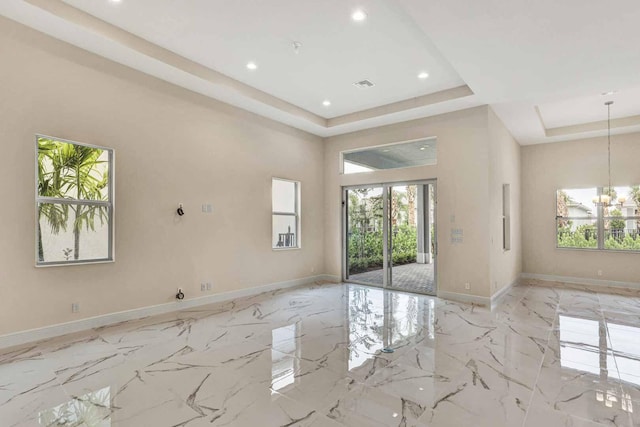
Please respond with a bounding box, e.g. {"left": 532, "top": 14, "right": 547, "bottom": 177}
{"left": 348, "top": 224, "right": 418, "bottom": 274}
{"left": 609, "top": 209, "right": 626, "bottom": 231}
{"left": 604, "top": 235, "right": 640, "bottom": 250}
{"left": 558, "top": 216, "right": 640, "bottom": 251}
{"left": 557, "top": 223, "right": 598, "bottom": 249}
{"left": 37, "top": 137, "right": 109, "bottom": 261}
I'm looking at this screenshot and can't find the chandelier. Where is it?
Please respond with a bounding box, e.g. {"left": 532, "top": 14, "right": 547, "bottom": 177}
{"left": 593, "top": 101, "right": 626, "bottom": 208}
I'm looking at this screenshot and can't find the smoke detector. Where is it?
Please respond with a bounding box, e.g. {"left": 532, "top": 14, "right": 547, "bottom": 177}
{"left": 353, "top": 79, "right": 375, "bottom": 89}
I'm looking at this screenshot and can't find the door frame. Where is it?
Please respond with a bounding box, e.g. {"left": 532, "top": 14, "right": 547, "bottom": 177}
{"left": 342, "top": 179, "right": 437, "bottom": 295}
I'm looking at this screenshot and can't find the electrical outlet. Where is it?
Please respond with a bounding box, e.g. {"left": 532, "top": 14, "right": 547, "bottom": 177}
{"left": 464, "top": 282, "right": 470, "bottom": 290}
{"left": 201, "top": 283, "right": 206, "bottom": 291}
{"left": 206, "top": 282, "right": 212, "bottom": 291}
{"left": 71, "top": 303, "right": 79, "bottom": 313}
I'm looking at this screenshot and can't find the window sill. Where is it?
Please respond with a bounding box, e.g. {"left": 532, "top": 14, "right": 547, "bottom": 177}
{"left": 272, "top": 247, "right": 301, "bottom": 252}
{"left": 36, "top": 259, "right": 115, "bottom": 268}
{"left": 555, "top": 247, "right": 640, "bottom": 254}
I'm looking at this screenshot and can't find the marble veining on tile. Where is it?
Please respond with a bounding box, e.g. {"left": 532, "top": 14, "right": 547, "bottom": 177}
{"left": 1, "top": 281, "right": 639, "bottom": 426}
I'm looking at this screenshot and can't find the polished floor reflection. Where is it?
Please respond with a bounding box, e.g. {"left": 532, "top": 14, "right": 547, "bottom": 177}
{"left": 1, "top": 281, "right": 639, "bottom": 426}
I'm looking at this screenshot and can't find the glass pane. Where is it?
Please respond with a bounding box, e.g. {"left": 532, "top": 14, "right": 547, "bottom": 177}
{"left": 346, "top": 187, "right": 384, "bottom": 285}
{"left": 343, "top": 161, "right": 374, "bottom": 174}
{"left": 343, "top": 138, "right": 436, "bottom": 174}
{"left": 556, "top": 188, "right": 597, "bottom": 218}
{"left": 37, "top": 137, "right": 110, "bottom": 201}
{"left": 272, "top": 179, "right": 296, "bottom": 213}
{"left": 557, "top": 218, "right": 598, "bottom": 249}
{"left": 273, "top": 214, "right": 297, "bottom": 248}
{"left": 38, "top": 203, "right": 110, "bottom": 263}
{"left": 388, "top": 184, "right": 435, "bottom": 295}
{"left": 604, "top": 186, "right": 640, "bottom": 251}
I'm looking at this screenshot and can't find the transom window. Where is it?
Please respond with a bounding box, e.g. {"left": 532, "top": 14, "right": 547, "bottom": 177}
{"left": 556, "top": 186, "right": 640, "bottom": 251}
{"left": 36, "top": 136, "right": 114, "bottom": 265}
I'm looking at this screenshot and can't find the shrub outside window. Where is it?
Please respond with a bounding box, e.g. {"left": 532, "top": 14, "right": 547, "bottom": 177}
{"left": 556, "top": 186, "right": 640, "bottom": 251}
{"left": 36, "top": 135, "right": 114, "bottom": 266}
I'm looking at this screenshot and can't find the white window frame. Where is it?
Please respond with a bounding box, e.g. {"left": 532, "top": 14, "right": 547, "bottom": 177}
{"left": 35, "top": 135, "right": 115, "bottom": 266}
{"left": 556, "top": 186, "right": 640, "bottom": 253}
{"left": 503, "top": 183, "right": 511, "bottom": 251}
{"left": 272, "top": 178, "right": 301, "bottom": 250}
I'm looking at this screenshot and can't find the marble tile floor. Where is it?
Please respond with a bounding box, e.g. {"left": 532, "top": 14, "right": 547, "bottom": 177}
{"left": 1, "top": 280, "right": 640, "bottom": 426}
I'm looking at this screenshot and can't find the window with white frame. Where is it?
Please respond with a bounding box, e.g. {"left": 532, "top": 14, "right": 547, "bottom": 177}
{"left": 272, "top": 178, "right": 300, "bottom": 249}
{"left": 36, "top": 136, "right": 114, "bottom": 265}
{"left": 556, "top": 186, "right": 640, "bottom": 251}
{"left": 503, "top": 183, "right": 511, "bottom": 251}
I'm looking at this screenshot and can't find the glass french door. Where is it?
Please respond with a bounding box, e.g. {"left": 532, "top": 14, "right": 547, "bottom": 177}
{"left": 343, "top": 181, "right": 437, "bottom": 295}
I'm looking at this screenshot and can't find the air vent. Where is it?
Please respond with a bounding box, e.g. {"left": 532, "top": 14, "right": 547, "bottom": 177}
{"left": 353, "top": 79, "right": 375, "bottom": 89}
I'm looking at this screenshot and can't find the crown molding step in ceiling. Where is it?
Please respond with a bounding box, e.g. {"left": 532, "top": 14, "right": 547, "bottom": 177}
{"left": 0, "top": 0, "right": 479, "bottom": 137}
{"left": 1, "top": 0, "right": 639, "bottom": 143}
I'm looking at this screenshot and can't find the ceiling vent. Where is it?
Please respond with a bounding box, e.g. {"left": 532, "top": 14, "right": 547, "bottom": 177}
{"left": 353, "top": 79, "right": 375, "bottom": 89}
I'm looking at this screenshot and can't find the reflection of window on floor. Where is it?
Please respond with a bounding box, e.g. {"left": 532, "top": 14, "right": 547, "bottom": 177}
{"left": 348, "top": 288, "right": 385, "bottom": 371}
{"left": 558, "top": 315, "right": 633, "bottom": 413}
{"left": 347, "top": 288, "right": 435, "bottom": 371}
{"left": 39, "top": 386, "right": 111, "bottom": 426}
{"left": 271, "top": 323, "right": 300, "bottom": 392}
{"left": 609, "top": 323, "right": 640, "bottom": 389}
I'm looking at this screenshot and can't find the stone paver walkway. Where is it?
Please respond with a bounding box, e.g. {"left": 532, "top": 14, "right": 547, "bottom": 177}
{"left": 348, "top": 262, "right": 435, "bottom": 295}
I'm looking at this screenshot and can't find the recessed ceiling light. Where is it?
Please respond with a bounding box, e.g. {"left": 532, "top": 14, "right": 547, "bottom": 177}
{"left": 601, "top": 90, "right": 618, "bottom": 96}
{"left": 420, "top": 146, "right": 427, "bottom": 150}
{"left": 322, "top": 100, "right": 331, "bottom": 107}
{"left": 246, "top": 62, "right": 257, "bottom": 70}
{"left": 351, "top": 9, "right": 367, "bottom": 22}
{"left": 418, "top": 72, "right": 429, "bottom": 79}
{"left": 110, "top": 0, "right": 122, "bottom": 3}
{"left": 382, "top": 149, "right": 390, "bottom": 152}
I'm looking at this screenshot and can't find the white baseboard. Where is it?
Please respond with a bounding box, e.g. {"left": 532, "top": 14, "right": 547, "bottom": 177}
{"left": 0, "top": 275, "right": 332, "bottom": 350}
{"left": 521, "top": 273, "right": 640, "bottom": 291}
{"left": 437, "top": 278, "right": 520, "bottom": 309}
{"left": 321, "top": 274, "right": 341, "bottom": 283}
{"left": 490, "top": 278, "right": 520, "bottom": 310}
{"left": 436, "top": 290, "right": 490, "bottom": 307}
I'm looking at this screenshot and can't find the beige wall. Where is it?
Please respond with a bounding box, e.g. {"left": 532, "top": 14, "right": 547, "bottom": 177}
{"left": 0, "top": 18, "right": 325, "bottom": 336}
{"left": 488, "top": 109, "right": 522, "bottom": 295}
{"left": 522, "top": 133, "right": 640, "bottom": 284}
{"left": 324, "top": 107, "right": 499, "bottom": 298}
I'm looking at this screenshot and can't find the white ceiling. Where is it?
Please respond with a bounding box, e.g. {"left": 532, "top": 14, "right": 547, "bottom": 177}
{"left": 2, "top": 0, "right": 640, "bottom": 143}
{"left": 395, "top": 0, "right": 640, "bottom": 144}
{"left": 60, "top": 0, "right": 465, "bottom": 119}
{"left": 538, "top": 88, "right": 640, "bottom": 129}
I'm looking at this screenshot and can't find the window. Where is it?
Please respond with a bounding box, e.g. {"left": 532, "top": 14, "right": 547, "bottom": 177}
{"left": 503, "top": 183, "right": 511, "bottom": 251}
{"left": 36, "top": 136, "right": 114, "bottom": 265}
{"left": 341, "top": 137, "right": 437, "bottom": 174}
{"left": 272, "top": 178, "right": 300, "bottom": 249}
{"left": 556, "top": 186, "right": 640, "bottom": 251}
